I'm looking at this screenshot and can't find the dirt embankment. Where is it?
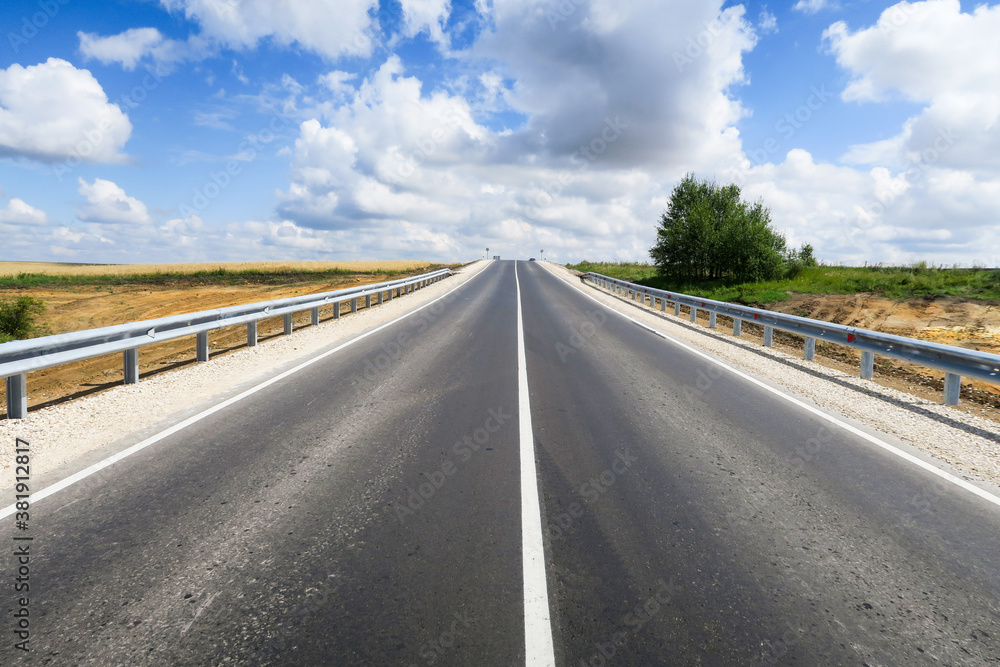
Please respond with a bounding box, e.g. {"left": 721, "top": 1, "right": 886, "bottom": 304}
{"left": 753, "top": 293, "right": 1000, "bottom": 415}
{"left": 0, "top": 276, "right": 406, "bottom": 416}
{"left": 777, "top": 293, "right": 1000, "bottom": 355}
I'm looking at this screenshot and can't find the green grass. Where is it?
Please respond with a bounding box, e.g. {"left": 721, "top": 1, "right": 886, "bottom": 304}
{"left": 567, "top": 262, "right": 1000, "bottom": 305}
{"left": 0, "top": 264, "right": 458, "bottom": 289}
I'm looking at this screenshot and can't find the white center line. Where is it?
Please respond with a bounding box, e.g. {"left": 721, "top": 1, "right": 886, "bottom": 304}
{"left": 515, "top": 263, "right": 557, "bottom": 666}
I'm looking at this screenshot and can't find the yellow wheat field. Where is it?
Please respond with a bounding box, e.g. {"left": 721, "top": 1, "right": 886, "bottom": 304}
{"left": 0, "top": 260, "right": 432, "bottom": 276}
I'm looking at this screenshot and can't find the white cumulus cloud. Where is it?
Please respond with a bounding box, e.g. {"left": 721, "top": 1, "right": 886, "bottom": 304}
{"left": 0, "top": 58, "right": 132, "bottom": 164}
{"left": 825, "top": 0, "right": 1000, "bottom": 173}
{"left": 76, "top": 178, "right": 153, "bottom": 225}
{"left": 78, "top": 27, "right": 177, "bottom": 70}
{"left": 0, "top": 197, "right": 48, "bottom": 226}
{"left": 158, "top": 0, "right": 378, "bottom": 59}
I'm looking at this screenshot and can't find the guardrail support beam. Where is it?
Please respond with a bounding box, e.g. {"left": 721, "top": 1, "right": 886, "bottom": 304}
{"left": 6, "top": 373, "right": 27, "bottom": 419}
{"left": 660, "top": 298, "right": 666, "bottom": 312}
{"left": 365, "top": 294, "right": 372, "bottom": 309}
{"left": 197, "top": 331, "right": 210, "bottom": 362}
{"left": 284, "top": 313, "right": 294, "bottom": 335}
{"left": 944, "top": 373, "right": 961, "bottom": 405}
{"left": 690, "top": 307, "right": 697, "bottom": 323}
{"left": 124, "top": 348, "right": 139, "bottom": 384}
{"left": 333, "top": 302, "right": 341, "bottom": 318}
{"left": 763, "top": 326, "right": 773, "bottom": 347}
{"left": 674, "top": 303, "right": 681, "bottom": 317}
{"left": 861, "top": 351, "right": 874, "bottom": 379}
{"left": 804, "top": 337, "right": 815, "bottom": 361}
{"left": 311, "top": 307, "right": 319, "bottom": 326}
{"left": 247, "top": 321, "right": 258, "bottom": 346}
{"left": 709, "top": 312, "right": 717, "bottom": 329}
{"left": 351, "top": 297, "right": 358, "bottom": 313}
{"left": 377, "top": 291, "right": 383, "bottom": 305}
{"left": 733, "top": 318, "right": 742, "bottom": 337}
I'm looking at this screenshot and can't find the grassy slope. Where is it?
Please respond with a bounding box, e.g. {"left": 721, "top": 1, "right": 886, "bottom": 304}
{"left": 567, "top": 261, "right": 1000, "bottom": 306}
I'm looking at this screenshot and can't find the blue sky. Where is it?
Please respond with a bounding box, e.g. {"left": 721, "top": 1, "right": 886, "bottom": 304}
{"left": 1, "top": 0, "right": 999, "bottom": 265}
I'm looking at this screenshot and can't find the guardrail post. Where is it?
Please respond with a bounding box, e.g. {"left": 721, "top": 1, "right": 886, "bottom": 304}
{"left": 674, "top": 303, "right": 681, "bottom": 317}
{"left": 366, "top": 294, "right": 372, "bottom": 309}
{"left": 690, "top": 307, "right": 697, "bottom": 323}
{"left": 351, "top": 298, "right": 358, "bottom": 313}
{"left": 124, "top": 348, "right": 139, "bottom": 384}
{"left": 944, "top": 373, "right": 961, "bottom": 405}
{"left": 860, "top": 351, "right": 874, "bottom": 379}
{"left": 378, "top": 291, "right": 383, "bottom": 305}
{"left": 311, "top": 307, "right": 319, "bottom": 326}
{"left": 247, "top": 321, "right": 258, "bottom": 346}
{"left": 333, "top": 302, "right": 341, "bottom": 319}
{"left": 197, "top": 331, "right": 210, "bottom": 362}
{"left": 6, "top": 373, "right": 27, "bottom": 419}
{"left": 284, "top": 313, "right": 294, "bottom": 335}
{"left": 804, "top": 337, "right": 815, "bottom": 361}
{"left": 709, "top": 312, "right": 717, "bottom": 329}
{"left": 660, "top": 298, "right": 666, "bottom": 312}
{"left": 733, "top": 318, "right": 742, "bottom": 336}
{"left": 763, "top": 326, "right": 773, "bottom": 347}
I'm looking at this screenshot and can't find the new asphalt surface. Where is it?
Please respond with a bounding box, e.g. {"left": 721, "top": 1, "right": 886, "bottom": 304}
{"left": 5, "top": 260, "right": 1000, "bottom": 665}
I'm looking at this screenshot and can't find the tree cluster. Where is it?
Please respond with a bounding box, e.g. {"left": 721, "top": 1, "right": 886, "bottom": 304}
{"left": 650, "top": 174, "right": 798, "bottom": 284}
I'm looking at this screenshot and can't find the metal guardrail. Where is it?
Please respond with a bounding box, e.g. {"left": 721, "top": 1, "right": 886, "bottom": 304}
{"left": 582, "top": 272, "right": 1000, "bottom": 406}
{"left": 2, "top": 268, "right": 453, "bottom": 419}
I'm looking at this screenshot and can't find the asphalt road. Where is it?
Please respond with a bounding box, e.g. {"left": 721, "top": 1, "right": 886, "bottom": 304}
{"left": 5, "top": 259, "right": 1000, "bottom": 665}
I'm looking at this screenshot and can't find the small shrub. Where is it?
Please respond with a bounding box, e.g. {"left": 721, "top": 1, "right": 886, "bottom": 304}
{"left": 0, "top": 297, "right": 47, "bottom": 343}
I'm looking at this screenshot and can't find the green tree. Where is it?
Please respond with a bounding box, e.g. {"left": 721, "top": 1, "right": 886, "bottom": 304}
{"left": 0, "top": 297, "right": 47, "bottom": 343}
{"left": 650, "top": 174, "right": 786, "bottom": 284}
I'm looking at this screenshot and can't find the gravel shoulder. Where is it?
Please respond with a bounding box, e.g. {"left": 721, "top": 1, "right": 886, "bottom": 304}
{"left": 0, "top": 261, "right": 489, "bottom": 492}
{"left": 542, "top": 261, "right": 1000, "bottom": 491}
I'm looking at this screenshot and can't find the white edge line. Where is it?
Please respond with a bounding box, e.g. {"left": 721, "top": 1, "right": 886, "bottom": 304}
{"left": 516, "top": 263, "right": 557, "bottom": 666}
{"left": 0, "top": 265, "right": 488, "bottom": 520}
{"left": 547, "top": 264, "right": 1000, "bottom": 511}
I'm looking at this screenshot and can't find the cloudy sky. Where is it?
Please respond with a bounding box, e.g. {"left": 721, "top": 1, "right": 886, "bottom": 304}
{"left": 1, "top": 0, "right": 998, "bottom": 265}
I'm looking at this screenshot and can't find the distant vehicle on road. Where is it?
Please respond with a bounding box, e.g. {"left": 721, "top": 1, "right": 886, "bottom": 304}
{"left": 529, "top": 258, "right": 536, "bottom": 261}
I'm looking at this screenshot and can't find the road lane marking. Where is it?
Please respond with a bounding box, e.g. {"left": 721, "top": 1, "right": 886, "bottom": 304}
{"left": 0, "top": 264, "right": 490, "bottom": 520}
{"left": 548, "top": 264, "right": 1000, "bottom": 511}
{"left": 515, "top": 262, "right": 557, "bottom": 667}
